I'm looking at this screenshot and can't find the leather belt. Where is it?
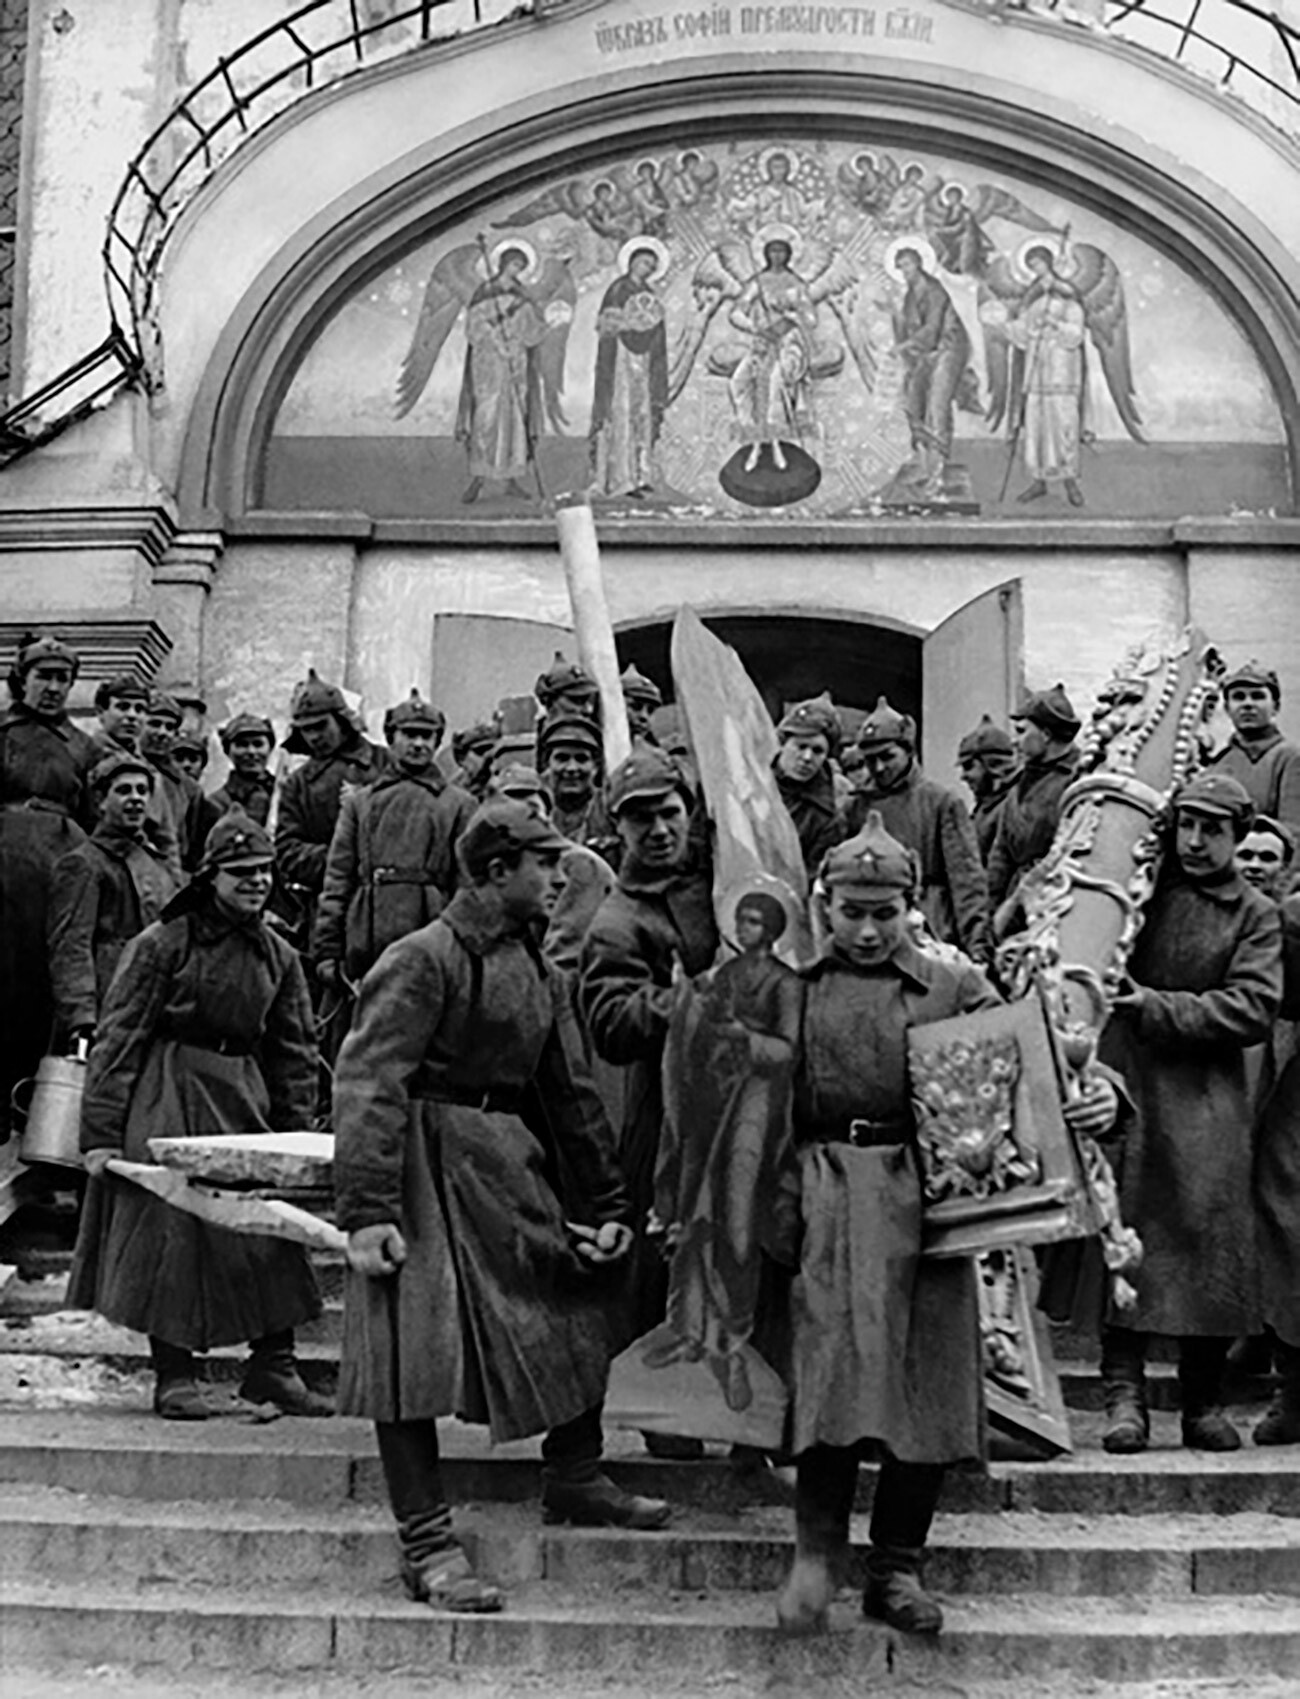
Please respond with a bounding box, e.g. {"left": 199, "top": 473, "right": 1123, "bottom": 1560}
{"left": 809, "top": 1115, "right": 911, "bottom": 1148}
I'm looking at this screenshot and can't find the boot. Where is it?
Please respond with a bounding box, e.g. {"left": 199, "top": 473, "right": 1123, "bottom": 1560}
{"left": 1179, "top": 1336, "right": 1241, "bottom": 1452}
{"left": 150, "top": 1337, "right": 210, "bottom": 1422}
{"left": 541, "top": 1472, "right": 671, "bottom": 1529}
{"left": 240, "top": 1330, "right": 334, "bottom": 1417}
{"left": 776, "top": 1518, "right": 842, "bottom": 1635}
{"left": 1101, "top": 1326, "right": 1149, "bottom": 1454}
{"left": 1254, "top": 1342, "right": 1300, "bottom": 1447}
{"left": 862, "top": 1562, "right": 943, "bottom": 1636}
{"left": 399, "top": 1509, "right": 503, "bottom": 1612}
{"left": 642, "top": 1430, "right": 705, "bottom": 1460}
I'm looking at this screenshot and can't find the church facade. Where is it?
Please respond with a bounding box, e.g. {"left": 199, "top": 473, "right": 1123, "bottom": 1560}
{"left": 1, "top": 0, "right": 1297, "bottom": 762}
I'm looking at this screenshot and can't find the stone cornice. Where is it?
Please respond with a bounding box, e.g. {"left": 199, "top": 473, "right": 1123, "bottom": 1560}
{"left": 0, "top": 506, "right": 177, "bottom": 567}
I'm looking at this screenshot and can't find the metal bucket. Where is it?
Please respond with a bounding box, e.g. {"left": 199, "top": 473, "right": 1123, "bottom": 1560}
{"left": 13, "top": 1053, "right": 87, "bottom": 1170}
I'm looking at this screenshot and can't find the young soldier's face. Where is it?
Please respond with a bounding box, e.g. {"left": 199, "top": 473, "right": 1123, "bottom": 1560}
{"left": 172, "top": 746, "right": 206, "bottom": 782}
{"left": 229, "top": 733, "right": 272, "bottom": 775}
{"left": 25, "top": 661, "right": 73, "bottom": 716}
{"left": 101, "top": 695, "right": 147, "bottom": 747}
{"left": 212, "top": 859, "right": 274, "bottom": 920}
{"left": 295, "top": 713, "right": 345, "bottom": 759}
{"left": 859, "top": 742, "right": 910, "bottom": 792}
{"left": 624, "top": 699, "right": 655, "bottom": 740}
{"left": 824, "top": 885, "right": 910, "bottom": 967}
{"left": 1014, "top": 720, "right": 1050, "bottom": 763}
{"left": 100, "top": 772, "right": 152, "bottom": 834}
{"left": 545, "top": 747, "right": 599, "bottom": 806}
{"left": 495, "top": 847, "right": 566, "bottom": 923}
{"left": 1226, "top": 685, "right": 1276, "bottom": 735}
{"left": 390, "top": 724, "right": 438, "bottom": 774}
{"left": 1174, "top": 808, "right": 1237, "bottom": 881}
{"left": 616, "top": 793, "right": 690, "bottom": 871}
{"left": 777, "top": 732, "right": 830, "bottom": 783}
{"left": 141, "top": 712, "right": 179, "bottom": 758}
{"left": 1236, "top": 829, "right": 1289, "bottom": 898}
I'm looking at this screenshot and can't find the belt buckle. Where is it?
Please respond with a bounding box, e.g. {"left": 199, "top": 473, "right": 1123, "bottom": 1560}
{"left": 848, "top": 1118, "right": 872, "bottom": 1147}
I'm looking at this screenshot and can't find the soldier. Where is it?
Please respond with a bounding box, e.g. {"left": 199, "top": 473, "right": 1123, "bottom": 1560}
{"left": 170, "top": 732, "right": 209, "bottom": 786}
{"left": 535, "top": 651, "right": 601, "bottom": 720}
{"left": 988, "top": 684, "right": 1081, "bottom": 919}
{"left": 538, "top": 710, "right": 615, "bottom": 854}
{"left": 775, "top": 812, "right": 1117, "bottom": 1636}
{"left": 621, "top": 663, "right": 663, "bottom": 744}
{"left": 772, "top": 693, "right": 844, "bottom": 876}
{"left": 140, "top": 690, "right": 218, "bottom": 873}
{"left": 1205, "top": 660, "right": 1300, "bottom": 835}
{"left": 314, "top": 692, "right": 477, "bottom": 989}
{"left": 956, "top": 715, "right": 1018, "bottom": 864}
{"left": 89, "top": 672, "right": 150, "bottom": 759}
{"left": 845, "top": 697, "right": 990, "bottom": 963}
{"left": 71, "top": 811, "right": 330, "bottom": 1421}
{"left": 274, "top": 669, "right": 387, "bottom": 957}
{"left": 1, "top": 632, "right": 97, "bottom": 1140}
{"left": 334, "top": 801, "right": 669, "bottom": 1613}
{"left": 1100, "top": 773, "right": 1282, "bottom": 1454}
{"left": 450, "top": 721, "right": 498, "bottom": 801}
{"left": 579, "top": 750, "right": 719, "bottom": 1380}
{"left": 47, "top": 752, "right": 182, "bottom": 1040}
{"left": 211, "top": 713, "right": 278, "bottom": 826}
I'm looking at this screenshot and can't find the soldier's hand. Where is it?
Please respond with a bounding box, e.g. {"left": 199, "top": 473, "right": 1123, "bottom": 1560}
{"left": 1063, "top": 1074, "right": 1119, "bottom": 1139}
{"left": 82, "top": 1148, "right": 117, "bottom": 1178}
{"left": 567, "top": 1220, "right": 633, "bottom": 1264}
{"left": 347, "top": 1223, "right": 408, "bottom": 1277}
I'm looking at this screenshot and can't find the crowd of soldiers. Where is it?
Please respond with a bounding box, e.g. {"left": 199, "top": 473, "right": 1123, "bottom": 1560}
{"left": 1, "top": 628, "right": 1298, "bottom": 1636}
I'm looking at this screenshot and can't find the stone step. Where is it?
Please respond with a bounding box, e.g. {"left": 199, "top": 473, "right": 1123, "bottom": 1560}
{"left": 2, "top": 1409, "right": 1298, "bottom": 1517}
{"left": 2, "top": 1484, "right": 1297, "bottom": 1598}
{"left": 0, "top": 1306, "right": 1280, "bottom": 1414}
{"left": 2, "top": 1576, "right": 1298, "bottom": 1686}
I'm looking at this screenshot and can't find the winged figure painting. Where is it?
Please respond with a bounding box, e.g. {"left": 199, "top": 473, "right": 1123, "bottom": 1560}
{"left": 978, "top": 240, "right": 1143, "bottom": 507}
{"left": 395, "top": 239, "right": 576, "bottom": 503}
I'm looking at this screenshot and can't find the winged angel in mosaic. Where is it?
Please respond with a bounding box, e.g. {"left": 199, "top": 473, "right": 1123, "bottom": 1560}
{"left": 667, "top": 226, "right": 876, "bottom": 506}
{"left": 978, "top": 237, "right": 1143, "bottom": 508}
{"left": 394, "top": 238, "right": 576, "bottom": 503}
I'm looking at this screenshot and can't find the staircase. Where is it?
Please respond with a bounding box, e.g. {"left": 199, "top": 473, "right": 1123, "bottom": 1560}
{"left": 2, "top": 1229, "right": 1299, "bottom": 1695}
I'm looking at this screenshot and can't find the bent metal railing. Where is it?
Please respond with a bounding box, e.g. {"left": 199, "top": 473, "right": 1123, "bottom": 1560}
{"left": 0, "top": 0, "right": 1295, "bottom": 467}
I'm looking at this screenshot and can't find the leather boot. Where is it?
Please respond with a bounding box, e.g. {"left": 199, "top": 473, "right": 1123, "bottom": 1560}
{"left": 240, "top": 1330, "right": 334, "bottom": 1417}
{"left": 1254, "top": 1341, "right": 1300, "bottom": 1446}
{"left": 150, "top": 1337, "right": 210, "bottom": 1421}
{"left": 776, "top": 1517, "right": 843, "bottom": 1635}
{"left": 540, "top": 1472, "right": 671, "bottom": 1529}
{"left": 862, "top": 1559, "right": 943, "bottom": 1636}
{"left": 1101, "top": 1326, "right": 1149, "bottom": 1454}
{"left": 399, "top": 1509, "right": 503, "bottom": 1612}
{"left": 1179, "top": 1336, "right": 1241, "bottom": 1451}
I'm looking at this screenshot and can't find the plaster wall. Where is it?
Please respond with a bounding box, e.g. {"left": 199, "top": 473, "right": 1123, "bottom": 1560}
{"left": 203, "top": 537, "right": 1187, "bottom": 729}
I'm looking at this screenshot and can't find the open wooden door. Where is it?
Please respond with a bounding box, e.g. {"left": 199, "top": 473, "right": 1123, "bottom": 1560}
{"left": 431, "top": 612, "right": 572, "bottom": 730}
{"left": 921, "top": 581, "right": 1023, "bottom": 778}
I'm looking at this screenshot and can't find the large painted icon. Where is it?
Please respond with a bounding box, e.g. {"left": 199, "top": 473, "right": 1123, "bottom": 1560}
{"left": 265, "top": 135, "right": 1288, "bottom": 520}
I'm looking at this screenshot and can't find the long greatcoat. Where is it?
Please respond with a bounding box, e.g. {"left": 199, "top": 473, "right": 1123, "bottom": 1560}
{"left": 69, "top": 896, "right": 321, "bottom": 1348}
{"left": 987, "top": 747, "right": 1080, "bottom": 907}
{"left": 773, "top": 763, "right": 842, "bottom": 878}
{"left": 1254, "top": 891, "right": 1300, "bottom": 1348}
{"left": 845, "top": 764, "right": 990, "bottom": 961}
{"left": 789, "top": 942, "right": 996, "bottom": 1463}
{"left": 275, "top": 734, "right": 387, "bottom": 926}
{"left": 578, "top": 863, "right": 720, "bottom": 1335}
{"left": 333, "top": 888, "right": 631, "bottom": 1440}
{"left": 1, "top": 704, "right": 96, "bottom": 1138}
{"left": 1100, "top": 868, "right": 1282, "bottom": 1337}
{"left": 312, "top": 768, "right": 477, "bottom": 980}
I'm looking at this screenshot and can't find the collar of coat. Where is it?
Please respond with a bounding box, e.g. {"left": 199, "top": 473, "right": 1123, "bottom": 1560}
{"left": 773, "top": 759, "right": 838, "bottom": 816}
{"left": 91, "top": 821, "right": 168, "bottom": 862}
{"left": 442, "top": 885, "right": 528, "bottom": 955}
{"left": 616, "top": 858, "right": 702, "bottom": 898}
{"left": 851, "top": 759, "right": 920, "bottom": 805}
{"left": 4, "top": 702, "right": 72, "bottom": 740}
{"left": 302, "top": 738, "right": 384, "bottom": 780}
{"left": 1019, "top": 747, "right": 1079, "bottom": 784}
{"left": 804, "top": 937, "right": 934, "bottom": 990}
{"left": 225, "top": 768, "right": 274, "bottom": 793}
{"left": 1169, "top": 864, "right": 1249, "bottom": 908}
{"left": 1228, "top": 727, "right": 1283, "bottom": 763}
{"left": 370, "top": 766, "right": 447, "bottom": 797}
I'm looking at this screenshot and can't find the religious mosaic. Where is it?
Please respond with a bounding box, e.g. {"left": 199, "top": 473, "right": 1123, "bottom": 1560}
{"left": 264, "top": 135, "right": 1288, "bottom": 519}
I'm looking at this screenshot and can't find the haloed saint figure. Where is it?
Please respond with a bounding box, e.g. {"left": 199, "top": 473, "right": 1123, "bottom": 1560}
{"left": 589, "top": 240, "right": 670, "bottom": 500}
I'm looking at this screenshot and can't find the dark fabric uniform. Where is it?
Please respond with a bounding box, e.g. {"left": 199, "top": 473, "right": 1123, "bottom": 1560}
{"left": 147, "top": 754, "right": 220, "bottom": 874}
{"left": 552, "top": 793, "right": 619, "bottom": 863}
{"left": 0, "top": 704, "right": 96, "bottom": 1137}
{"left": 789, "top": 941, "right": 995, "bottom": 1566}
{"left": 88, "top": 727, "right": 181, "bottom": 858}
{"left": 971, "top": 771, "right": 1017, "bottom": 865}
{"left": 1205, "top": 730, "right": 1300, "bottom": 833}
{"left": 275, "top": 734, "right": 387, "bottom": 946}
{"left": 774, "top": 764, "right": 842, "bottom": 877}
{"left": 579, "top": 864, "right": 720, "bottom": 1335}
{"left": 69, "top": 899, "right": 321, "bottom": 1349}
{"left": 845, "top": 766, "right": 990, "bottom": 960}
{"left": 313, "top": 769, "right": 477, "bottom": 981}
{"left": 987, "top": 747, "right": 1080, "bottom": 907}
{"left": 47, "top": 824, "right": 181, "bottom": 1028}
{"left": 210, "top": 768, "right": 275, "bottom": 827}
{"left": 1101, "top": 869, "right": 1282, "bottom": 1336}
{"left": 334, "top": 888, "right": 631, "bottom": 1440}
{"left": 1255, "top": 891, "right": 1300, "bottom": 1348}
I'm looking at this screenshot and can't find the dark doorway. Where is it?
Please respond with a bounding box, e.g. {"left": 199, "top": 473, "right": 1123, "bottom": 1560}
{"left": 616, "top": 612, "right": 922, "bottom": 735}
